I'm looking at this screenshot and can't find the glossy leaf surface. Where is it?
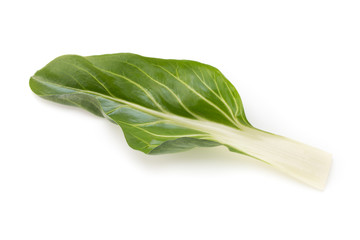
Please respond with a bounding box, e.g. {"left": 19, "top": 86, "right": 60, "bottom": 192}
{"left": 30, "top": 53, "right": 249, "bottom": 153}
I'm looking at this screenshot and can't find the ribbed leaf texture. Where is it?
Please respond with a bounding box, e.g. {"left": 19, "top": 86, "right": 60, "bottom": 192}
{"left": 30, "top": 53, "right": 332, "bottom": 189}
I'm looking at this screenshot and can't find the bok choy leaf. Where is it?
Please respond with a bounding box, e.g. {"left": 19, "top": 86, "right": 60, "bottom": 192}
{"left": 29, "top": 53, "right": 332, "bottom": 189}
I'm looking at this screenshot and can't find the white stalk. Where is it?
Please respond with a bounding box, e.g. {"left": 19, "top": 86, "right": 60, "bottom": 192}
{"left": 95, "top": 92, "right": 333, "bottom": 189}
{"left": 211, "top": 126, "right": 332, "bottom": 190}
{"left": 156, "top": 111, "right": 332, "bottom": 190}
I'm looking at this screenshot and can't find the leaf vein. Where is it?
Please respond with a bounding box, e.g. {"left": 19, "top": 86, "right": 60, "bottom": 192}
{"left": 62, "top": 61, "right": 115, "bottom": 98}
{"left": 117, "top": 61, "right": 203, "bottom": 120}
{"left": 153, "top": 64, "right": 240, "bottom": 127}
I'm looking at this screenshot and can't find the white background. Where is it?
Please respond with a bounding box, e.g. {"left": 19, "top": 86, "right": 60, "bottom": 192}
{"left": 1, "top": 0, "right": 359, "bottom": 239}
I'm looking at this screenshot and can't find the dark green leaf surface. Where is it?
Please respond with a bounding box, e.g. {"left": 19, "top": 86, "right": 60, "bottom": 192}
{"left": 30, "top": 53, "right": 250, "bottom": 154}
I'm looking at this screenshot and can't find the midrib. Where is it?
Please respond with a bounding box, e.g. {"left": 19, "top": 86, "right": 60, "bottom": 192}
{"left": 99, "top": 91, "right": 332, "bottom": 189}
{"left": 91, "top": 90, "right": 247, "bottom": 137}
{"left": 33, "top": 76, "right": 332, "bottom": 189}
{"left": 33, "top": 76, "right": 244, "bottom": 138}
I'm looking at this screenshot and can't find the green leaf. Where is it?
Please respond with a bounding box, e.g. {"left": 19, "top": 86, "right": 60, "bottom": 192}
{"left": 30, "top": 53, "right": 332, "bottom": 189}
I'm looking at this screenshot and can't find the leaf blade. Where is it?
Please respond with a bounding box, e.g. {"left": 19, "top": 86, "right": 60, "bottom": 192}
{"left": 30, "top": 53, "right": 249, "bottom": 154}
